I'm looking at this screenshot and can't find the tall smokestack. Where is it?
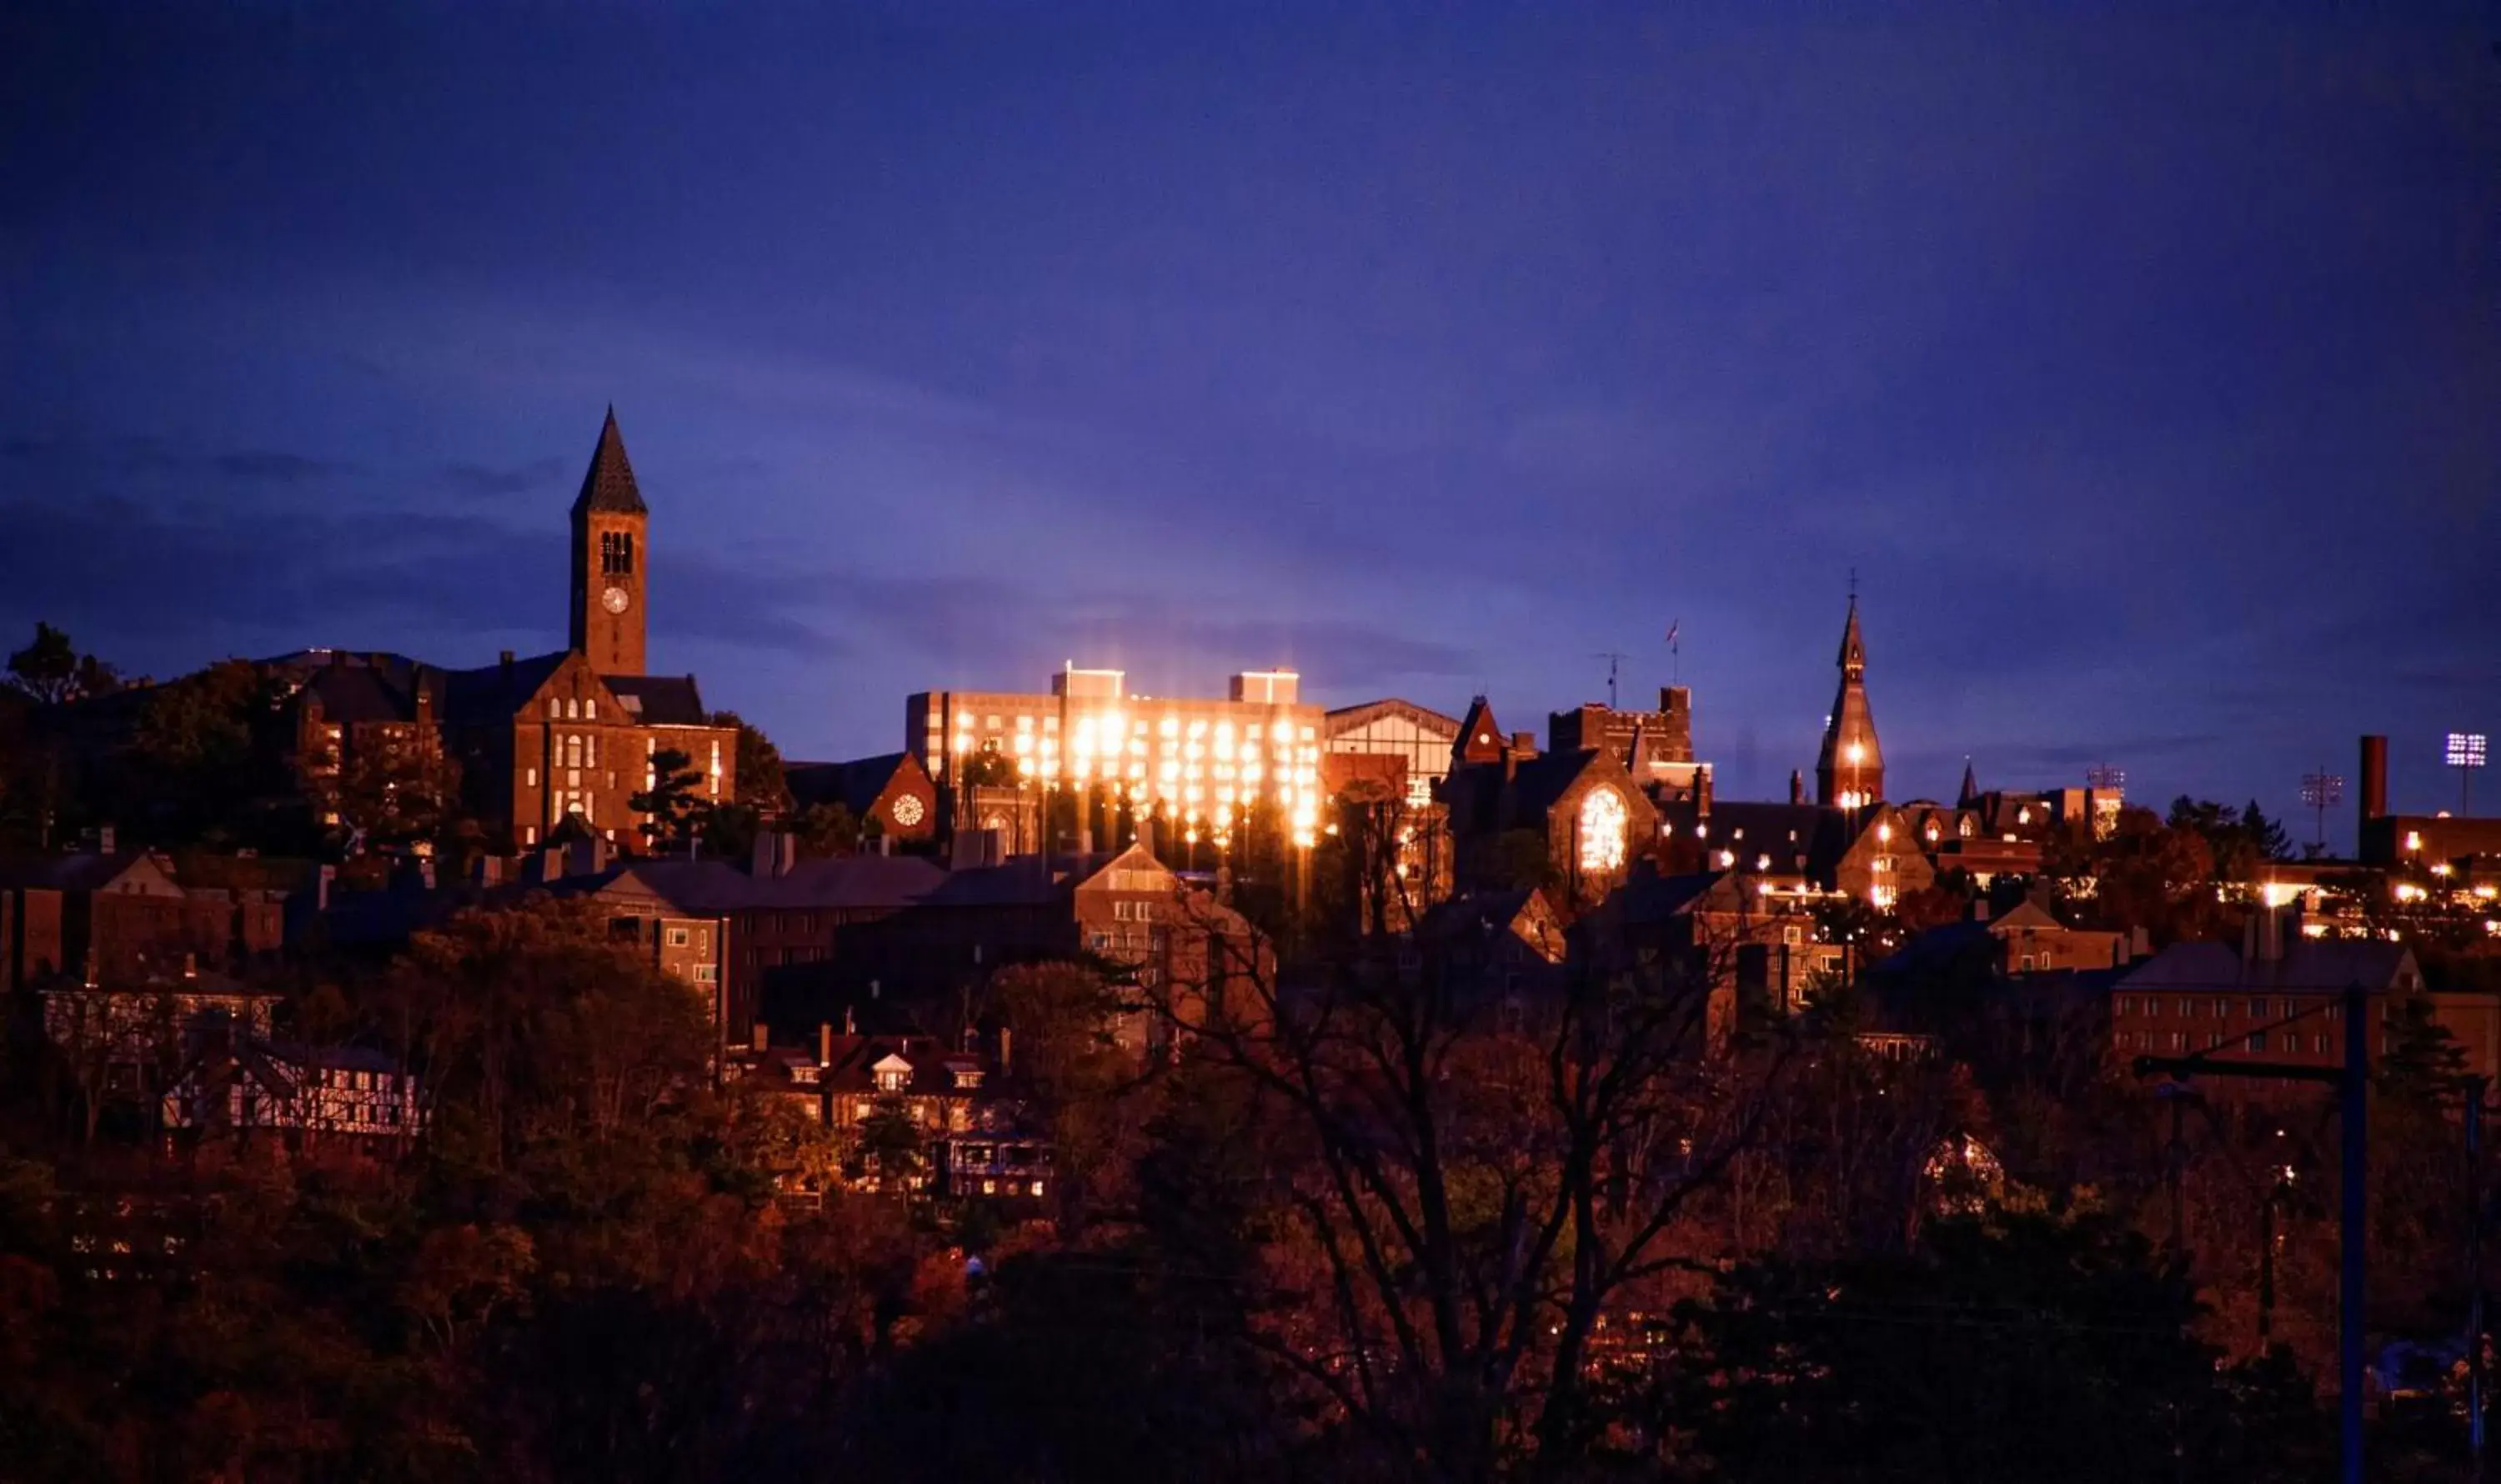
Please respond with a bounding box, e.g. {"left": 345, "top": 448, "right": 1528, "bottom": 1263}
{"left": 2359, "top": 734, "right": 2388, "bottom": 838}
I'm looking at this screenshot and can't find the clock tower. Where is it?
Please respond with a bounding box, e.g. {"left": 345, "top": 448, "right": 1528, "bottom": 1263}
{"left": 569, "top": 408, "right": 649, "bottom": 676}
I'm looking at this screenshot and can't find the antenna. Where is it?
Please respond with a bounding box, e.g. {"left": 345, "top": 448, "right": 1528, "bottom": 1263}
{"left": 2300, "top": 768, "right": 2343, "bottom": 856}
{"left": 1589, "top": 652, "right": 1629, "bottom": 709}
{"left": 1663, "top": 618, "right": 1682, "bottom": 686}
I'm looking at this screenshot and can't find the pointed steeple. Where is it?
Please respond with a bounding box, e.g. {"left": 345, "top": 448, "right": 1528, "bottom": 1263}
{"left": 1813, "top": 595, "right": 1884, "bottom": 809}
{"left": 1837, "top": 594, "right": 1867, "bottom": 679}
{"left": 572, "top": 406, "right": 647, "bottom": 516}
{"left": 1958, "top": 757, "right": 1980, "bottom": 809}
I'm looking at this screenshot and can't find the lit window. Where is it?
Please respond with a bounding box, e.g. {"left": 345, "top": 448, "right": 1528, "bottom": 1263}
{"left": 1578, "top": 786, "right": 1629, "bottom": 875}
{"left": 585, "top": 700, "right": 596, "bottom": 720}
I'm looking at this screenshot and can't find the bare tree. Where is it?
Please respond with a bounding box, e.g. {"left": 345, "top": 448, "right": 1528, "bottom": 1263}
{"left": 1140, "top": 793, "right": 1790, "bottom": 1481}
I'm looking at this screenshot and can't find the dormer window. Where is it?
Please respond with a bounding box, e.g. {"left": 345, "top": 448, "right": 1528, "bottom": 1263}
{"left": 953, "top": 1068, "right": 984, "bottom": 1090}
{"left": 875, "top": 1068, "right": 909, "bottom": 1095}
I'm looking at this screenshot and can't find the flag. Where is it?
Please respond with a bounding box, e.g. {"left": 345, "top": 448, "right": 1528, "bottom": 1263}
{"left": 1664, "top": 619, "right": 1680, "bottom": 648}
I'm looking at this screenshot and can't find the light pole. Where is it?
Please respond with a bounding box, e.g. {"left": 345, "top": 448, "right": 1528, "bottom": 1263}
{"left": 2449, "top": 734, "right": 2488, "bottom": 815}
{"left": 2303, "top": 769, "right": 2345, "bottom": 857}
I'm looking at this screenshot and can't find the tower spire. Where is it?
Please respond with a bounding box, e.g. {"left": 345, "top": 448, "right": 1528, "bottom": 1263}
{"left": 1813, "top": 595, "right": 1882, "bottom": 809}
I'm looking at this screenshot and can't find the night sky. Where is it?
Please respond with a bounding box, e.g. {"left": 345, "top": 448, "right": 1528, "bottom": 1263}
{"left": 6, "top": 4, "right": 2496, "bottom": 845}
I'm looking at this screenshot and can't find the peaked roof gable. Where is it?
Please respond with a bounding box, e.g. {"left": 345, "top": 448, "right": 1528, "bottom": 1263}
{"left": 572, "top": 408, "right": 648, "bottom": 517}
{"left": 1453, "top": 696, "right": 1506, "bottom": 767}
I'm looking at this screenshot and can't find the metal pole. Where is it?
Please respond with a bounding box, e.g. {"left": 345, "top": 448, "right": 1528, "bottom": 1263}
{"left": 2470, "top": 1077, "right": 2488, "bottom": 1482}
{"left": 2340, "top": 981, "right": 2368, "bottom": 1484}
{"left": 2259, "top": 1186, "right": 2275, "bottom": 1344}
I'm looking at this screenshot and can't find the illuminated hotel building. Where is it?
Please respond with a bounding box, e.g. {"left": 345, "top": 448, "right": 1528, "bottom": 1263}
{"left": 907, "top": 667, "right": 1327, "bottom": 843}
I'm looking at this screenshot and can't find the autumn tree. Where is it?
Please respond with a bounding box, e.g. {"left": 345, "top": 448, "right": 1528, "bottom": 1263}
{"left": 301, "top": 734, "right": 464, "bottom": 856}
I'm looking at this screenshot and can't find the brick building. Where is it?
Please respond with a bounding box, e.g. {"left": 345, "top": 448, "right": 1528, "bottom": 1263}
{"left": 0, "top": 851, "right": 287, "bottom": 992}
{"left": 261, "top": 411, "right": 738, "bottom": 852}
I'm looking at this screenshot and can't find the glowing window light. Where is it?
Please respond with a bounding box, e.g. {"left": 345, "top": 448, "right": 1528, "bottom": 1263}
{"left": 1247, "top": 724, "right": 1264, "bottom": 740}
{"left": 1578, "top": 786, "right": 1630, "bottom": 875}
{"left": 2406, "top": 831, "right": 2423, "bottom": 852}
{"left": 1158, "top": 761, "right": 1179, "bottom": 784}
{"left": 1214, "top": 723, "right": 1235, "bottom": 750}
{"left": 1127, "top": 762, "right": 1145, "bottom": 780}
{"left": 1717, "top": 849, "right": 1736, "bottom": 868}
{"left": 1846, "top": 743, "right": 1865, "bottom": 765}
{"left": 1187, "top": 719, "right": 1207, "bottom": 739}
{"left": 1159, "top": 717, "right": 1179, "bottom": 739}
{"left": 1128, "top": 738, "right": 1145, "bottom": 757}
{"left": 1877, "top": 823, "right": 1892, "bottom": 843}
{"left": 1013, "top": 734, "right": 1033, "bottom": 755}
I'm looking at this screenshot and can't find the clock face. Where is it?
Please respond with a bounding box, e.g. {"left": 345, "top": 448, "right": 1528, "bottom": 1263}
{"left": 600, "top": 584, "right": 631, "bottom": 614}
{"left": 890, "top": 794, "right": 926, "bottom": 827}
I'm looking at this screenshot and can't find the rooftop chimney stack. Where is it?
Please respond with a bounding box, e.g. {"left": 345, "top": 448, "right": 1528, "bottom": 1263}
{"left": 818, "top": 1021, "right": 833, "bottom": 1067}
{"left": 2359, "top": 734, "right": 2388, "bottom": 840}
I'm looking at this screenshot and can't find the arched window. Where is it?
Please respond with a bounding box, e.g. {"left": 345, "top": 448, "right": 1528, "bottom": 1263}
{"left": 1577, "top": 786, "right": 1629, "bottom": 875}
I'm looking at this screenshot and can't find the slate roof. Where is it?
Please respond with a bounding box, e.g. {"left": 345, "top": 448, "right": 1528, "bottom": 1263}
{"left": 560, "top": 855, "right": 948, "bottom": 915}
{"left": 434, "top": 652, "right": 569, "bottom": 725}
{"left": 572, "top": 409, "right": 648, "bottom": 516}
{"left": 606, "top": 674, "right": 708, "bottom": 726}
{"left": 0, "top": 852, "right": 162, "bottom": 892}
{"left": 1702, "top": 802, "right": 1841, "bottom": 874}
{"left": 302, "top": 664, "right": 419, "bottom": 725}
{"left": 787, "top": 754, "right": 916, "bottom": 815}
{"left": 2116, "top": 940, "right": 2419, "bottom": 995}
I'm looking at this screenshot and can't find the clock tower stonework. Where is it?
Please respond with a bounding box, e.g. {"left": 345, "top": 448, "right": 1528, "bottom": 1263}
{"left": 569, "top": 408, "right": 649, "bottom": 677}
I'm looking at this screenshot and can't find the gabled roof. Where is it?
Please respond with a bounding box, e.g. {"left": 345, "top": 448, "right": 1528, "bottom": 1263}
{"left": 786, "top": 753, "right": 925, "bottom": 815}
{"left": 1324, "top": 698, "right": 1461, "bottom": 737}
{"left": 572, "top": 408, "right": 648, "bottom": 516}
{"left": 0, "top": 851, "right": 178, "bottom": 895}
{"left": 605, "top": 674, "right": 708, "bottom": 726}
{"left": 1452, "top": 696, "right": 1506, "bottom": 767}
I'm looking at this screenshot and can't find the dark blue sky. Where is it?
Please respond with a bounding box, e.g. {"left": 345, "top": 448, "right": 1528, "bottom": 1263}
{"left": 6, "top": 3, "right": 2496, "bottom": 845}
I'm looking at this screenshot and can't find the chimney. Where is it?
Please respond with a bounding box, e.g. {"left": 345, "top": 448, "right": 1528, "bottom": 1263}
{"left": 1789, "top": 770, "right": 1805, "bottom": 806}
{"left": 752, "top": 830, "right": 776, "bottom": 880}
{"left": 752, "top": 1021, "right": 769, "bottom": 1053}
{"left": 1137, "top": 816, "right": 1157, "bottom": 860}
{"left": 182, "top": 951, "right": 197, "bottom": 980}
{"left": 1970, "top": 898, "right": 1990, "bottom": 924}
{"left": 2129, "top": 925, "right": 2151, "bottom": 960}
{"left": 997, "top": 1025, "right": 1012, "bottom": 1073}
{"left": 542, "top": 845, "right": 567, "bottom": 881}
{"left": 818, "top": 1021, "right": 833, "bottom": 1067}
{"left": 97, "top": 824, "right": 115, "bottom": 855}
{"left": 499, "top": 649, "right": 515, "bottom": 672}
{"left": 317, "top": 863, "right": 335, "bottom": 912}
{"left": 844, "top": 1005, "right": 857, "bottom": 1035}
{"left": 776, "top": 832, "right": 798, "bottom": 877}
{"left": 2359, "top": 734, "right": 2388, "bottom": 837}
